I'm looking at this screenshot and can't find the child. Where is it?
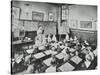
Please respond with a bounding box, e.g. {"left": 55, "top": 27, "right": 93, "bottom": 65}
{"left": 81, "top": 54, "right": 92, "bottom": 70}
{"left": 26, "top": 62, "right": 35, "bottom": 73}
{"left": 45, "top": 56, "right": 57, "bottom": 73}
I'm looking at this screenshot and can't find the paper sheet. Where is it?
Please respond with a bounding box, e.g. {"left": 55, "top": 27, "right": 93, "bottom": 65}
{"left": 43, "top": 57, "right": 52, "bottom": 66}
{"left": 44, "top": 50, "right": 52, "bottom": 55}
{"left": 70, "top": 56, "right": 82, "bottom": 64}
{"left": 33, "top": 52, "right": 45, "bottom": 59}
{"left": 56, "top": 53, "right": 64, "bottom": 59}
{"left": 59, "top": 62, "right": 75, "bottom": 71}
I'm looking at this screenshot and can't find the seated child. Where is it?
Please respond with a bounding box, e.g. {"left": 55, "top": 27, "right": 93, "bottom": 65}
{"left": 81, "top": 54, "right": 92, "bottom": 69}
{"left": 45, "top": 57, "right": 57, "bottom": 73}
{"left": 26, "top": 63, "right": 35, "bottom": 73}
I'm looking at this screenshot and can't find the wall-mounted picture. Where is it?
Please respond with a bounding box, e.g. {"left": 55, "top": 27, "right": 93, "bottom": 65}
{"left": 80, "top": 21, "right": 92, "bottom": 28}
{"left": 20, "top": 10, "right": 32, "bottom": 20}
{"left": 48, "top": 12, "right": 54, "bottom": 21}
{"left": 12, "top": 7, "right": 20, "bottom": 19}
{"left": 11, "top": 0, "right": 97, "bottom": 75}
{"left": 32, "top": 11, "right": 44, "bottom": 21}
{"left": 70, "top": 19, "right": 78, "bottom": 28}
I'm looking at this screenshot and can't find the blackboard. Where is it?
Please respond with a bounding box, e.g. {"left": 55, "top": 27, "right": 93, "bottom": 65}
{"left": 24, "top": 21, "right": 38, "bottom": 31}
{"left": 38, "top": 22, "right": 57, "bottom": 35}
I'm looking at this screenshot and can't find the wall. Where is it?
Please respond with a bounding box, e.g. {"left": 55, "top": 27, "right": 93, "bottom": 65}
{"left": 68, "top": 5, "right": 97, "bottom": 44}
{"left": 12, "top": 1, "right": 58, "bottom": 39}
{"left": 70, "top": 29, "right": 97, "bottom": 45}
{"left": 12, "top": 1, "right": 59, "bottom": 21}
{"left": 69, "top": 5, "right": 97, "bottom": 31}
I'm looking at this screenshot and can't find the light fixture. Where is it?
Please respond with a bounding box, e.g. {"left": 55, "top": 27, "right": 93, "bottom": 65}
{"left": 24, "top": 3, "right": 30, "bottom": 6}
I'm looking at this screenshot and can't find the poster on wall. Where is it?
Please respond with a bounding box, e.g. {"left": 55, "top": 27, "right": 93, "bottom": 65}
{"left": 11, "top": 1, "right": 97, "bottom": 75}
{"left": 70, "top": 19, "right": 78, "bottom": 28}
{"left": 20, "top": 9, "right": 32, "bottom": 20}
{"left": 12, "top": 7, "right": 20, "bottom": 19}
{"left": 12, "top": 20, "right": 24, "bottom": 37}
{"left": 12, "top": 6, "right": 21, "bottom": 33}
{"left": 48, "top": 12, "right": 54, "bottom": 21}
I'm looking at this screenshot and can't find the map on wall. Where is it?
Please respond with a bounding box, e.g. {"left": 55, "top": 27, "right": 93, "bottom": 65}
{"left": 80, "top": 21, "right": 92, "bottom": 29}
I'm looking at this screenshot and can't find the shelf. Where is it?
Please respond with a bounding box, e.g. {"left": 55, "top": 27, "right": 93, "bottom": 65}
{"left": 19, "top": 19, "right": 57, "bottom": 23}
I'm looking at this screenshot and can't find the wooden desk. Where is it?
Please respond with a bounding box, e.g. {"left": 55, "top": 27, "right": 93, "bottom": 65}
{"left": 43, "top": 57, "right": 52, "bottom": 66}
{"left": 26, "top": 49, "right": 34, "bottom": 54}
{"left": 44, "top": 50, "right": 52, "bottom": 55}
{"left": 12, "top": 40, "right": 33, "bottom": 45}
{"left": 69, "top": 48, "right": 76, "bottom": 53}
{"left": 11, "top": 40, "right": 34, "bottom": 58}
{"left": 58, "top": 62, "right": 75, "bottom": 71}
{"left": 51, "top": 51, "right": 58, "bottom": 55}
{"left": 55, "top": 53, "right": 64, "bottom": 60}
{"left": 33, "top": 52, "right": 45, "bottom": 59}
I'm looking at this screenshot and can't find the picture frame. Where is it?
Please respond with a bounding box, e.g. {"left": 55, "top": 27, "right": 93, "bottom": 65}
{"left": 11, "top": 1, "right": 97, "bottom": 74}
{"left": 70, "top": 19, "right": 78, "bottom": 28}
{"left": 32, "top": 11, "right": 44, "bottom": 21}
{"left": 12, "top": 7, "right": 20, "bottom": 19}
{"left": 48, "top": 12, "right": 54, "bottom": 21}
{"left": 20, "top": 9, "right": 32, "bottom": 20}
{"left": 80, "top": 21, "right": 92, "bottom": 29}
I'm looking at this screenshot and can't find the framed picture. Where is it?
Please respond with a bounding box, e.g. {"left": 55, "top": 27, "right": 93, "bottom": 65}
{"left": 20, "top": 9, "right": 32, "bottom": 20}
{"left": 32, "top": 11, "right": 44, "bottom": 21}
{"left": 11, "top": 1, "right": 97, "bottom": 75}
{"left": 12, "top": 7, "right": 20, "bottom": 19}
{"left": 48, "top": 12, "right": 54, "bottom": 21}
{"left": 80, "top": 21, "right": 92, "bottom": 29}
{"left": 70, "top": 19, "right": 78, "bottom": 28}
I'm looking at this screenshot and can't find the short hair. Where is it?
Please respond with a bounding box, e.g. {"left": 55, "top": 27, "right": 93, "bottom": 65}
{"left": 51, "top": 60, "right": 56, "bottom": 66}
